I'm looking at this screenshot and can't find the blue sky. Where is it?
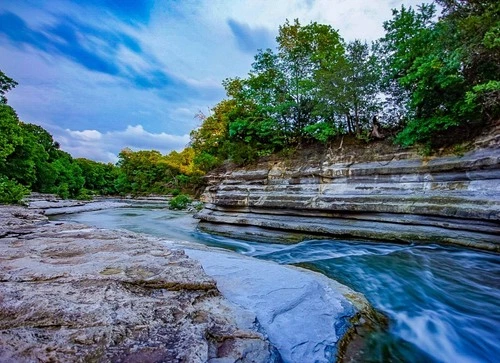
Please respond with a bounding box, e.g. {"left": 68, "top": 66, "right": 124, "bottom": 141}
{"left": 0, "top": 0, "right": 423, "bottom": 162}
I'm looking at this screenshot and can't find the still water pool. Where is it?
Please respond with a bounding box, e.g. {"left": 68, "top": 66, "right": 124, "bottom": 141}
{"left": 53, "top": 205, "right": 500, "bottom": 363}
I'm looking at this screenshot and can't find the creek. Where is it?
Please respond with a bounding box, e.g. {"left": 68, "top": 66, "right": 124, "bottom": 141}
{"left": 53, "top": 203, "right": 500, "bottom": 363}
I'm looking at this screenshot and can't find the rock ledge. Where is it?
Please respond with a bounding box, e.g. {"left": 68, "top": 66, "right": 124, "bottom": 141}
{"left": 198, "top": 147, "right": 500, "bottom": 251}
{"left": 0, "top": 206, "right": 277, "bottom": 362}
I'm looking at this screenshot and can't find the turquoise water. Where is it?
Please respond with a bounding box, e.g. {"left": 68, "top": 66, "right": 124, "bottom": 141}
{"left": 54, "top": 205, "right": 500, "bottom": 363}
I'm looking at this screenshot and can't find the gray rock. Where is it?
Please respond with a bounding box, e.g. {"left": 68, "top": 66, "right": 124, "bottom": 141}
{"left": 171, "top": 244, "right": 368, "bottom": 363}
{"left": 26, "top": 196, "right": 130, "bottom": 216}
{"left": 0, "top": 206, "right": 278, "bottom": 362}
{"left": 197, "top": 147, "right": 500, "bottom": 251}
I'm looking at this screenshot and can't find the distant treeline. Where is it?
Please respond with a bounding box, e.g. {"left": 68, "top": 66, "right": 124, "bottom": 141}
{"left": 1, "top": 1, "right": 498, "bottom": 203}
{"left": 0, "top": 73, "right": 204, "bottom": 203}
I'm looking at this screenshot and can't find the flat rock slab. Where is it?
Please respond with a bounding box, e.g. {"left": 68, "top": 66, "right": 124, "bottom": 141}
{"left": 0, "top": 206, "right": 277, "bottom": 362}
{"left": 170, "top": 243, "right": 366, "bottom": 363}
{"left": 28, "top": 200, "right": 130, "bottom": 215}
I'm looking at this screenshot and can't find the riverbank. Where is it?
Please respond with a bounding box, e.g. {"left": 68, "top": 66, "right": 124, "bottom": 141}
{"left": 0, "top": 205, "right": 370, "bottom": 362}
{"left": 24, "top": 193, "right": 204, "bottom": 215}
{"left": 198, "top": 144, "right": 500, "bottom": 251}
{"left": 53, "top": 202, "right": 500, "bottom": 362}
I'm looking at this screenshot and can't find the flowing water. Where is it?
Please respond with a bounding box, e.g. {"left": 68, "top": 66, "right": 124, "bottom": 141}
{"left": 53, "top": 204, "right": 500, "bottom": 363}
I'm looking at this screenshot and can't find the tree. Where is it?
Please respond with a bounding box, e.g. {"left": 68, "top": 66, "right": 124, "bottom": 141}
{"left": 190, "top": 99, "right": 235, "bottom": 170}
{"left": 274, "top": 20, "right": 346, "bottom": 142}
{"left": 0, "top": 71, "right": 118, "bottom": 200}
{"left": 379, "top": 4, "right": 462, "bottom": 147}
{"left": 22, "top": 123, "right": 59, "bottom": 192}
{"left": 436, "top": 0, "right": 500, "bottom": 121}
{"left": 316, "top": 40, "right": 380, "bottom": 136}
{"left": 379, "top": 2, "right": 499, "bottom": 148}
{"left": 223, "top": 20, "right": 347, "bottom": 154}
{"left": 0, "top": 104, "right": 23, "bottom": 163}
{"left": 50, "top": 150, "right": 85, "bottom": 198}
{"left": 0, "top": 70, "right": 17, "bottom": 104}
{"left": 75, "top": 158, "right": 118, "bottom": 195}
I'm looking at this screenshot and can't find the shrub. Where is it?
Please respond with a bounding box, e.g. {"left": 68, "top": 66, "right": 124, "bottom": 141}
{"left": 76, "top": 188, "right": 93, "bottom": 200}
{"left": 303, "top": 122, "right": 338, "bottom": 143}
{"left": 169, "top": 194, "right": 191, "bottom": 210}
{"left": 0, "top": 176, "right": 30, "bottom": 204}
{"left": 56, "top": 183, "right": 70, "bottom": 199}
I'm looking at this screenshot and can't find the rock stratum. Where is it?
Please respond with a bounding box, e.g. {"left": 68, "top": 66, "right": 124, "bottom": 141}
{"left": 0, "top": 206, "right": 367, "bottom": 362}
{"left": 197, "top": 139, "right": 500, "bottom": 251}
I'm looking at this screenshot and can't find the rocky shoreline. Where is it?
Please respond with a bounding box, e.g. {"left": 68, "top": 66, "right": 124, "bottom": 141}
{"left": 0, "top": 205, "right": 369, "bottom": 362}
{"left": 197, "top": 145, "right": 500, "bottom": 251}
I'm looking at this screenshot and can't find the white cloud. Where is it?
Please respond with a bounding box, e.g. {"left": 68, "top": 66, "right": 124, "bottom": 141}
{"left": 55, "top": 125, "right": 190, "bottom": 163}
{"left": 67, "top": 129, "right": 102, "bottom": 141}
{"left": 1, "top": 0, "right": 427, "bottom": 163}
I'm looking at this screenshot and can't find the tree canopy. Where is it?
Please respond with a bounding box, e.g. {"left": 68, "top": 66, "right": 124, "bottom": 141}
{"left": 190, "top": 2, "right": 498, "bottom": 163}
{"left": 2, "top": 1, "right": 498, "bottom": 202}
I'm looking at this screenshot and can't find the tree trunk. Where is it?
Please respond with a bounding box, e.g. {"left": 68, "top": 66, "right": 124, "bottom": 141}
{"left": 354, "top": 103, "right": 360, "bottom": 135}
{"left": 346, "top": 114, "right": 352, "bottom": 134}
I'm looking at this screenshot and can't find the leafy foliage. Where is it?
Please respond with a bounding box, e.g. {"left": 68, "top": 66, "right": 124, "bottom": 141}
{"left": 75, "top": 158, "right": 119, "bottom": 195}
{"left": 168, "top": 194, "right": 192, "bottom": 210}
{"left": 0, "top": 176, "right": 29, "bottom": 204}
{"left": 380, "top": 1, "right": 499, "bottom": 147}
{"left": 116, "top": 147, "right": 203, "bottom": 196}
{"left": 0, "top": 70, "right": 119, "bottom": 202}
{"left": 0, "top": 70, "right": 17, "bottom": 104}
{"left": 2, "top": 3, "right": 498, "bottom": 203}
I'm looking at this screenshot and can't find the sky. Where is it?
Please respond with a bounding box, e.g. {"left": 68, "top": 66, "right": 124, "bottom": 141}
{"left": 0, "top": 0, "right": 425, "bottom": 163}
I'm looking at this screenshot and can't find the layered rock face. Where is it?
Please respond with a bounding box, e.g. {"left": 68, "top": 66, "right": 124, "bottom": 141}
{"left": 0, "top": 207, "right": 278, "bottom": 362}
{"left": 197, "top": 142, "right": 500, "bottom": 251}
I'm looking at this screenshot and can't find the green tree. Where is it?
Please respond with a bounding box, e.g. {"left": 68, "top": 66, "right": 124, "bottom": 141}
{"left": 50, "top": 150, "right": 85, "bottom": 198}
{"left": 0, "top": 70, "right": 18, "bottom": 104}
{"left": 436, "top": 0, "right": 500, "bottom": 121}
{"left": 0, "top": 70, "right": 117, "bottom": 200}
{"left": 75, "top": 158, "right": 118, "bottom": 195}
{"left": 316, "top": 40, "right": 380, "bottom": 136}
{"left": 190, "top": 101, "right": 233, "bottom": 162}
{"left": 378, "top": 4, "right": 438, "bottom": 141}
{"left": 380, "top": 2, "right": 499, "bottom": 148}
{"left": 223, "top": 20, "right": 347, "bottom": 155}
{"left": 0, "top": 104, "right": 23, "bottom": 163}
{"left": 0, "top": 111, "right": 47, "bottom": 189}
{"left": 117, "top": 149, "right": 177, "bottom": 195}
{"left": 22, "top": 123, "right": 59, "bottom": 192}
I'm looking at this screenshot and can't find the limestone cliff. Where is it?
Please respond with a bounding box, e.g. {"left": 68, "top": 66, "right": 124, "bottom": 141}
{"left": 197, "top": 136, "right": 500, "bottom": 251}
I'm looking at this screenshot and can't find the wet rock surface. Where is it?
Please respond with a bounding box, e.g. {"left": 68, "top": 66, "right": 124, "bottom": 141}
{"left": 0, "top": 206, "right": 278, "bottom": 362}
{"left": 198, "top": 146, "right": 500, "bottom": 251}
{"left": 25, "top": 193, "right": 130, "bottom": 215}
{"left": 171, "top": 243, "right": 369, "bottom": 363}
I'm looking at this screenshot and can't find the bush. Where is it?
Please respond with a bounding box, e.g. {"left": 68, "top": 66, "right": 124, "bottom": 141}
{"left": 76, "top": 188, "right": 93, "bottom": 200}
{"left": 169, "top": 194, "right": 192, "bottom": 210}
{"left": 395, "top": 116, "right": 459, "bottom": 148}
{"left": 0, "top": 176, "right": 30, "bottom": 204}
{"left": 56, "top": 183, "right": 70, "bottom": 199}
{"left": 194, "top": 152, "right": 221, "bottom": 172}
{"left": 303, "top": 122, "right": 339, "bottom": 143}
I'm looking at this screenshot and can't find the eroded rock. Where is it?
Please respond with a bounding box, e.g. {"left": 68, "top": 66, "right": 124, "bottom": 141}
{"left": 176, "top": 245, "right": 369, "bottom": 363}
{"left": 0, "top": 206, "right": 278, "bottom": 362}
{"left": 197, "top": 147, "right": 500, "bottom": 251}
